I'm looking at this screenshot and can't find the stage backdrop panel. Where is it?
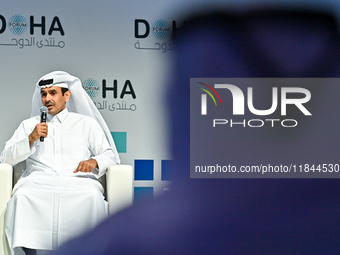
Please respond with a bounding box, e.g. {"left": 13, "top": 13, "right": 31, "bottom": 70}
{"left": 0, "top": 0, "right": 182, "bottom": 200}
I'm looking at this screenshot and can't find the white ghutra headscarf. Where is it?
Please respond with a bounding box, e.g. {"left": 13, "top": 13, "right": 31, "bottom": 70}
{"left": 30, "top": 70, "right": 120, "bottom": 164}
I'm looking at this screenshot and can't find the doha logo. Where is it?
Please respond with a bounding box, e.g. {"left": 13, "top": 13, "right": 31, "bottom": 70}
{"left": 82, "top": 78, "right": 100, "bottom": 99}
{"left": 0, "top": 14, "right": 64, "bottom": 35}
{"left": 134, "top": 18, "right": 176, "bottom": 53}
{"left": 8, "top": 14, "right": 27, "bottom": 35}
{"left": 82, "top": 78, "right": 137, "bottom": 100}
{"left": 82, "top": 78, "right": 137, "bottom": 113}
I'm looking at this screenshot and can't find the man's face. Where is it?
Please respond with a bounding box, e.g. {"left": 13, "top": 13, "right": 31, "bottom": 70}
{"left": 41, "top": 86, "right": 71, "bottom": 115}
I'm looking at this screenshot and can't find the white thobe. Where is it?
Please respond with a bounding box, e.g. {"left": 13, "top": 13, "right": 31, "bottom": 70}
{"left": 0, "top": 108, "right": 117, "bottom": 254}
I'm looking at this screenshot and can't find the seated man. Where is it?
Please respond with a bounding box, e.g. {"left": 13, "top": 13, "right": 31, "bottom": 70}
{"left": 0, "top": 71, "right": 120, "bottom": 255}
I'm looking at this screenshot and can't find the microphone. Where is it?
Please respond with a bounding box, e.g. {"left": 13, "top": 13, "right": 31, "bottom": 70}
{"left": 40, "top": 106, "right": 48, "bottom": 142}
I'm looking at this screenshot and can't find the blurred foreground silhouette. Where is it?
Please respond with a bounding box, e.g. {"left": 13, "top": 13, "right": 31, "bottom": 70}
{"left": 50, "top": 9, "right": 340, "bottom": 255}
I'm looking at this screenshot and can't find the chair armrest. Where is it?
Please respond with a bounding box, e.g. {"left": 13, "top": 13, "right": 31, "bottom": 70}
{"left": 0, "top": 163, "right": 13, "bottom": 255}
{"left": 106, "top": 164, "right": 134, "bottom": 215}
{"left": 0, "top": 163, "right": 13, "bottom": 210}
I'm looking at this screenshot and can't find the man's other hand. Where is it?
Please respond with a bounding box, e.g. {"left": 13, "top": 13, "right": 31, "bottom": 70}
{"left": 29, "top": 123, "right": 48, "bottom": 145}
{"left": 73, "top": 158, "right": 98, "bottom": 173}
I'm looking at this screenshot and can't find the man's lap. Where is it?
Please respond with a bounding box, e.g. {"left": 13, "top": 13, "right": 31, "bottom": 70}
{"left": 13, "top": 173, "right": 104, "bottom": 194}
{"left": 6, "top": 173, "right": 108, "bottom": 252}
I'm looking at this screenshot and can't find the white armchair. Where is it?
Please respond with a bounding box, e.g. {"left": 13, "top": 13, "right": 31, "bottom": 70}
{"left": 0, "top": 163, "right": 134, "bottom": 255}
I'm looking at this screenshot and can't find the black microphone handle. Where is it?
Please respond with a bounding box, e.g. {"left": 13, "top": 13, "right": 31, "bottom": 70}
{"left": 40, "top": 111, "right": 47, "bottom": 142}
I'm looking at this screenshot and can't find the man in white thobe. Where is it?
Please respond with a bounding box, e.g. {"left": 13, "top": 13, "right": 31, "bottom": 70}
{"left": 0, "top": 71, "right": 120, "bottom": 255}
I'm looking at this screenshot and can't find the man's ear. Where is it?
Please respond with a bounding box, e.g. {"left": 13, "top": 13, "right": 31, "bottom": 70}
{"left": 64, "top": 90, "right": 71, "bottom": 103}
